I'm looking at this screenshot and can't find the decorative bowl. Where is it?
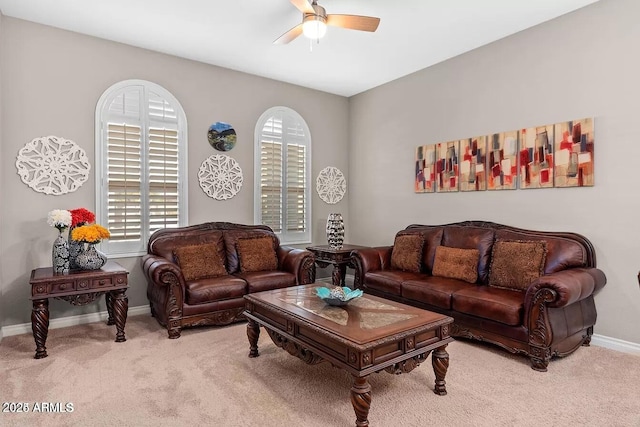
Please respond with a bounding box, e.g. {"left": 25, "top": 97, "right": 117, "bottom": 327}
{"left": 315, "top": 286, "right": 363, "bottom": 306}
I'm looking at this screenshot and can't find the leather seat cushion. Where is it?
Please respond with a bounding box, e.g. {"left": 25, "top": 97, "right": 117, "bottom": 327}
{"left": 238, "top": 270, "right": 297, "bottom": 293}
{"left": 402, "top": 277, "right": 476, "bottom": 310}
{"left": 365, "top": 270, "right": 426, "bottom": 295}
{"left": 452, "top": 286, "right": 524, "bottom": 326}
{"left": 185, "top": 276, "right": 247, "bottom": 305}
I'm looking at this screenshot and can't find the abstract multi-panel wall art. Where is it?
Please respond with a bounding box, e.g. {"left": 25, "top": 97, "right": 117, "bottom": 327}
{"left": 459, "top": 137, "right": 487, "bottom": 192}
{"left": 554, "top": 118, "right": 594, "bottom": 188}
{"left": 436, "top": 141, "right": 459, "bottom": 192}
{"left": 414, "top": 117, "right": 594, "bottom": 193}
{"left": 519, "top": 124, "right": 554, "bottom": 189}
{"left": 488, "top": 131, "right": 518, "bottom": 191}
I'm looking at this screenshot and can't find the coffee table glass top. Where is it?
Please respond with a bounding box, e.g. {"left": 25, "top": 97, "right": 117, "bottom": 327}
{"left": 247, "top": 284, "right": 449, "bottom": 345}
{"left": 279, "top": 291, "right": 416, "bottom": 328}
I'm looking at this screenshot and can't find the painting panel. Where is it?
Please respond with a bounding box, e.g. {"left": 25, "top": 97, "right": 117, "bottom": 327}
{"left": 415, "top": 146, "right": 426, "bottom": 193}
{"left": 421, "top": 144, "right": 436, "bottom": 193}
{"left": 208, "top": 122, "right": 237, "bottom": 151}
{"left": 554, "top": 118, "right": 594, "bottom": 187}
{"left": 459, "top": 136, "right": 487, "bottom": 192}
{"left": 435, "top": 141, "right": 459, "bottom": 193}
{"left": 519, "top": 125, "right": 554, "bottom": 189}
{"left": 487, "top": 131, "right": 518, "bottom": 190}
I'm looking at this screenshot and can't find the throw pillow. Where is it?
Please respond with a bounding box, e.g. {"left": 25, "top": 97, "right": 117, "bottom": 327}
{"left": 237, "top": 236, "right": 279, "bottom": 273}
{"left": 173, "top": 243, "right": 227, "bottom": 281}
{"left": 488, "top": 240, "right": 547, "bottom": 291}
{"left": 431, "top": 246, "right": 480, "bottom": 283}
{"left": 390, "top": 234, "right": 425, "bottom": 273}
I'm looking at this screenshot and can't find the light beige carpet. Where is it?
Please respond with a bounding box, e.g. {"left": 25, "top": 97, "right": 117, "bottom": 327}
{"left": 1, "top": 315, "right": 639, "bottom": 427}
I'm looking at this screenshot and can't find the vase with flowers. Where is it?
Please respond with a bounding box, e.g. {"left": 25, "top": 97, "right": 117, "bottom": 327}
{"left": 71, "top": 223, "right": 111, "bottom": 270}
{"left": 47, "top": 209, "right": 72, "bottom": 274}
{"left": 68, "top": 208, "right": 96, "bottom": 270}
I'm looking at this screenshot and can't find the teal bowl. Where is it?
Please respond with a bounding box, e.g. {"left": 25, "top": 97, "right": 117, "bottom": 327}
{"left": 315, "top": 286, "right": 363, "bottom": 306}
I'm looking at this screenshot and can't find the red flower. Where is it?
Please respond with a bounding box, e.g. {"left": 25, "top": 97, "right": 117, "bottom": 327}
{"left": 70, "top": 208, "right": 95, "bottom": 227}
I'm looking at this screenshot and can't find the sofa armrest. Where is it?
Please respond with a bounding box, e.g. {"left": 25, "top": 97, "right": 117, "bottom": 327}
{"left": 277, "top": 246, "right": 316, "bottom": 284}
{"left": 524, "top": 268, "right": 607, "bottom": 309}
{"left": 351, "top": 246, "right": 393, "bottom": 289}
{"left": 141, "top": 254, "right": 186, "bottom": 293}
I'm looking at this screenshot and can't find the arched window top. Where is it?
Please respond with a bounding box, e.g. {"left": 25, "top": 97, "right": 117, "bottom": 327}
{"left": 97, "top": 79, "right": 185, "bottom": 123}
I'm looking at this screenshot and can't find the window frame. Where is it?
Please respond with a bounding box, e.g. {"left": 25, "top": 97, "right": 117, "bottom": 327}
{"left": 95, "top": 79, "right": 188, "bottom": 258}
{"left": 254, "top": 106, "right": 312, "bottom": 245}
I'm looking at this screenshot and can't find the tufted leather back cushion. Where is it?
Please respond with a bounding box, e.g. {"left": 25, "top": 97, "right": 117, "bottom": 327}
{"left": 419, "top": 227, "right": 444, "bottom": 273}
{"left": 150, "top": 229, "right": 226, "bottom": 267}
{"left": 494, "top": 229, "right": 587, "bottom": 274}
{"left": 442, "top": 226, "right": 495, "bottom": 283}
{"left": 223, "top": 229, "right": 280, "bottom": 274}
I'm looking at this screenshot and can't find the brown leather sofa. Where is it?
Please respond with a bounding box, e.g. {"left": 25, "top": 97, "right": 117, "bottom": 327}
{"left": 351, "top": 221, "right": 606, "bottom": 371}
{"left": 142, "top": 222, "right": 316, "bottom": 338}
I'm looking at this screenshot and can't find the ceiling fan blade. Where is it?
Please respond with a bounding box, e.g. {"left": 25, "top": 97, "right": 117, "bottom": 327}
{"left": 273, "top": 23, "right": 304, "bottom": 44}
{"left": 326, "top": 14, "right": 380, "bottom": 32}
{"left": 290, "top": 0, "right": 314, "bottom": 14}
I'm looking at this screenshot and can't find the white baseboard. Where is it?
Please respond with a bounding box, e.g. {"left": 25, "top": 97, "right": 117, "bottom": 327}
{"left": 0, "top": 305, "right": 151, "bottom": 339}
{"left": 591, "top": 334, "right": 640, "bottom": 355}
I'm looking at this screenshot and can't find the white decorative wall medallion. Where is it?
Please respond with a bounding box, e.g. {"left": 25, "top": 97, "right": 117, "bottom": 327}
{"left": 316, "top": 166, "right": 346, "bottom": 204}
{"left": 15, "top": 135, "right": 91, "bottom": 195}
{"left": 198, "top": 154, "right": 243, "bottom": 200}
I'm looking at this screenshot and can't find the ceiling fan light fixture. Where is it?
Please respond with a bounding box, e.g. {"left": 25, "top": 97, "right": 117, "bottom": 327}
{"left": 302, "top": 14, "right": 327, "bottom": 39}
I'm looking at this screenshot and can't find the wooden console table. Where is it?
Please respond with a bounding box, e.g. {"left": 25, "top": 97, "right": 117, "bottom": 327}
{"left": 29, "top": 261, "right": 129, "bottom": 359}
{"left": 306, "top": 244, "right": 367, "bottom": 287}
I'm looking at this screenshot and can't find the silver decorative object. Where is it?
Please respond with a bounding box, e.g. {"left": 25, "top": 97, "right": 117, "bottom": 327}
{"left": 316, "top": 166, "right": 346, "bottom": 204}
{"left": 326, "top": 213, "right": 345, "bottom": 249}
{"left": 68, "top": 225, "right": 84, "bottom": 270}
{"left": 52, "top": 231, "right": 70, "bottom": 274}
{"left": 75, "top": 244, "right": 107, "bottom": 270}
{"left": 198, "top": 154, "right": 243, "bottom": 200}
{"left": 15, "top": 136, "right": 91, "bottom": 195}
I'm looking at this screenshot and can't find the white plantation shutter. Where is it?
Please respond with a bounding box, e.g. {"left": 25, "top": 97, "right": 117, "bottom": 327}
{"left": 260, "top": 140, "right": 283, "bottom": 232}
{"left": 148, "top": 127, "right": 179, "bottom": 234}
{"left": 96, "top": 80, "right": 187, "bottom": 257}
{"left": 107, "top": 123, "right": 142, "bottom": 241}
{"left": 255, "top": 107, "right": 311, "bottom": 244}
{"left": 286, "top": 143, "right": 306, "bottom": 232}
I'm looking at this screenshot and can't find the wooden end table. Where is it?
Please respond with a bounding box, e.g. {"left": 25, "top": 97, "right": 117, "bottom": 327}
{"left": 306, "top": 244, "right": 367, "bottom": 287}
{"left": 29, "top": 260, "right": 129, "bottom": 359}
{"left": 244, "top": 284, "right": 453, "bottom": 426}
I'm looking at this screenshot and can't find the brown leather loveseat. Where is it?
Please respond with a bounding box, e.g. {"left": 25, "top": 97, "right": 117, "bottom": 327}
{"left": 142, "top": 222, "right": 315, "bottom": 338}
{"left": 351, "top": 221, "right": 606, "bottom": 371}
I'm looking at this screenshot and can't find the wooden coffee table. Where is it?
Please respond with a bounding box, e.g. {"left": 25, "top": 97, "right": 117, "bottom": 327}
{"left": 244, "top": 284, "right": 454, "bottom": 426}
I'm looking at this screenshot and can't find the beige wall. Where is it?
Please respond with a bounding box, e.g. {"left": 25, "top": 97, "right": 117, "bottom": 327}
{"left": 0, "top": 17, "right": 350, "bottom": 326}
{"left": 349, "top": 0, "right": 640, "bottom": 345}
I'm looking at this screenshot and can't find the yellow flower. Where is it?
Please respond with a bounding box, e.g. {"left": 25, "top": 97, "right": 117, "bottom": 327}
{"left": 71, "top": 224, "right": 111, "bottom": 243}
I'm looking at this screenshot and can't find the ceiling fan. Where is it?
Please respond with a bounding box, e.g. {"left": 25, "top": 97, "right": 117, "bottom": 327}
{"left": 274, "top": 0, "right": 380, "bottom": 44}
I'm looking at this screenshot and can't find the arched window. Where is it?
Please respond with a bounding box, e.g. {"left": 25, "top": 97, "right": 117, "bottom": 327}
{"left": 254, "top": 107, "right": 311, "bottom": 244}
{"left": 95, "top": 80, "right": 188, "bottom": 257}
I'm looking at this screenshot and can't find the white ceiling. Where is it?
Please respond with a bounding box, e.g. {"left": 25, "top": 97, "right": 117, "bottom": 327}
{"left": 0, "top": 0, "right": 600, "bottom": 97}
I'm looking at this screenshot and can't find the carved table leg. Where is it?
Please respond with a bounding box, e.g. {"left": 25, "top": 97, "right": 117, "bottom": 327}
{"left": 432, "top": 344, "right": 449, "bottom": 395}
{"left": 338, "top": 264, "right": 348, "bottom": 286}
{"left": 350, "top": 375, "right": 372, "bottom": 427}
{"left": 31, "top": 299, "right": 50, "bottom": 359}
{"left": 247, "top": 319, "right": 260, "bottom": 358}
{"left": 110, "top": 289, "right": 128, "bottom": 343}
{"left": 331, "top": 264, "right": 343, "bottom": 287}
{"left": 106, "top": 291, "right": 115, "bottom": 325}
